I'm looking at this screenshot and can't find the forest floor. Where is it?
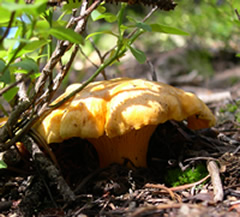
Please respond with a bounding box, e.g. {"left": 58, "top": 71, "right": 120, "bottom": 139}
{"left": 1, "top": 46, "right": 240, "bottom": 217}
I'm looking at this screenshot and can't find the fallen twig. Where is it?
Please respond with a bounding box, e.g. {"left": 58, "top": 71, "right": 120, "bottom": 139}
{"left": 170, "top": 174, "right": 210, "bottom": 192}
{"left": 207, "top": 160, "right": 224, "bottom": 203}
{"left": 144, "top": 183, "right": 176, "bottom": 200}
{"left": 144, "top": 174, "right": 210, "bottom": 193}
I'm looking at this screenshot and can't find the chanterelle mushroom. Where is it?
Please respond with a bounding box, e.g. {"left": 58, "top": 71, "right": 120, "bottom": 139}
{"left": 34, "top": 77, "right": 216, "bottom": 168}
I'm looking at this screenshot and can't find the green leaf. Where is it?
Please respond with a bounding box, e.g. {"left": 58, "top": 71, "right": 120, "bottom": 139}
{"left": 33, "top": 54, "right": 48, "bottom": 61}
{"left": 91, "top": 10, "right": 116, "bottom": 23}
{"left": 35, "top": 20, "right": 51, "bottom": 39}
{"left": 14, "top": 69, "right": 28, "bottom": 74}
{"left": 16, "top": 39, "right": 48, "bottom": 57}
{"left": 0, "top": 70, "right": 11, "bottom": 84}
{"left": 236, "top": 53, "right": 240, "bottom": 58}
{"left": 0, "top": 7, "right": 11, "bottom": 26}
{"left": 3, "top": 86, "right": 19, "bottom": 102}
{"left": 101, "top": 13, "right": 116, "bottom": 23}
{"left": 36, "top": 19, "right": 50, "bottom": 31}
{"left": 126, "top": 16, "right": 137, "bottom": 24}
{"left": 23, "top": 39, "right": 48, "bottom": 52}
{"left": 2, "top": 0, "right": 47, "bottom": 16}
{"left": 91, "top": 10, "right": 101, "bottom": 21}
{"left": 11, "top": 58, "right": 39, "bottom": 73}
{"left": 63, "top": 0, "right": 82, "bottom": 11}
{"left": 117, "top": 3, "right": 127, "bottom": 28}
{"left": 129, "top": 46, "right": 146, "bottom": 64}
{"left": 30, "top": 72, "right": 41, "bottom": 79}
{"left": 85, "top": 30, "right": 117, "bottom": 40}
{"left": 49, "top": 27, "right": 83, "bottom": 44}
{"left": 0, "top": 60, "right": 11, "bottom": 83}
{"left": 150, "top": 24, "right": 189, "bottom": 35}
{"left": 120, "top": 24, "right": 129, "bottom": 32}
{"left": 0, "top": 51, "right": 8, "bottom": 59}
{"left": 136, "top": 22, "right": 152, "bottom": 32}
{"left": 0, "top": 160, "right": 7, "bottom": 169}
{"left": 96, "top": 5, "right": 106, "bottom": 14}
{"left": 0, "top": 60, "right": 6, "bottom": 72}
{"left": 0, "top": 82, "right": 4, "bottom": 89}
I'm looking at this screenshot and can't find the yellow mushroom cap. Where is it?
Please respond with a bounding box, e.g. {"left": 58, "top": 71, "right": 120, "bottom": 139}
{"left": 34, "top": 77, "right": 216, "bottom": 167}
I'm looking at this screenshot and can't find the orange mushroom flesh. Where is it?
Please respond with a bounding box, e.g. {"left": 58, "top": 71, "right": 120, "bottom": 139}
{"left": 34, "top": 77, "right": 216, "bottom": 168}
{"left": 88, "top": 125, "right": 157, "bottom": 168}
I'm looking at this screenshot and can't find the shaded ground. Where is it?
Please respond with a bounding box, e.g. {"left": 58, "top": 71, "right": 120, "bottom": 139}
{"left": 1, "top": 47, "right": 240, "bottom": 216}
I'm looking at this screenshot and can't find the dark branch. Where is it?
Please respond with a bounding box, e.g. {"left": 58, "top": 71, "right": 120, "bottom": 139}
{"left": 235, "top": 9, "right": 240, "bottom": 21}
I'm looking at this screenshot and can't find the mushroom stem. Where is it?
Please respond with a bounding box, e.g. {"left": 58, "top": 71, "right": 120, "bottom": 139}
{"left": 88, "top": 125, "right": 157, "bottom": 168}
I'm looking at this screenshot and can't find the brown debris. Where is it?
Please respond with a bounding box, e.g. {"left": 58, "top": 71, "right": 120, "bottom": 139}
{"left": 1, "top": 111, "right": 240, "bottom": 216}
{"left": 219, "top": 152, "right": 240, "bottom": 188}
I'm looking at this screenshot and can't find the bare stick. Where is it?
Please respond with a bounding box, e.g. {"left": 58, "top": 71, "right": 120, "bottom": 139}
{"left": 207, "top": 160, "right": 224, "bottom": 202}
{"left": 0, "top": 10, "right": 16, "bottom": 46}
{"left": 235, "top": 9, "right": 240, "bottom": 21}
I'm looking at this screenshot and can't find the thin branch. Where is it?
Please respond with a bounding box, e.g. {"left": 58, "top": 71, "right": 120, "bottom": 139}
{"left": 34, "top": 1, "right": 93, "bottom": 108}
{"left": 88, "top": 37, "right": 108, "bottom": 80}
{"left": 89, "top": 37, "right": 103, "bottom": 62}
{"left": 34, "top": 0, "right": 101, "bottom": 101}
{"left": 53, "top": 45, "right": 80, "bottom": 92}
{"left": 147, "top": 59, "right": 157, "bottom": 81}
{"left": 48, "top": 42, "right": 125, "bottom": 109}
{"left": 0, "top": 71, "right": 34, "bottom": 97}
{"left": 79, "top": 46, "right": 99, "bottom": 69}
{"left": 235, "top": 9, "right": 240, "bottom": 21}
{"left": 0, "top": 11, "right": 16, "bottom": 46}
{"left": 16, "top": 73, "right": 30, "bottom": 103}
{"left": 102, "top": 6, "right": 158, "bottom": 60}
{"left": 1, "top": 43, "right": 26, "bottom": 76}
{"left": 0, "top": 100, "right": 31, "bottom": 145}
{"left": 67, "top": 0, "right": 101, "bottom": 28}
{"left": 127, "top": 6, "right": 158, "bottom": 39}
{"left": 40, "top": 44, "right": 80, "bottom": 107}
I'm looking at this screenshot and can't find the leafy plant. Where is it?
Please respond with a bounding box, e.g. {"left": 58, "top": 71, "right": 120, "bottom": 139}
{"left": 165, "top": 164, "right": 208, "bottom": 187}
{"left": 0, "top": 0, "right": 189, "bottom": 167}
{"left": 0, "top": 159, "right": 7, "bottom": 169}
{"left": 150, "top": 0, "right": 240, "bottom": 48}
